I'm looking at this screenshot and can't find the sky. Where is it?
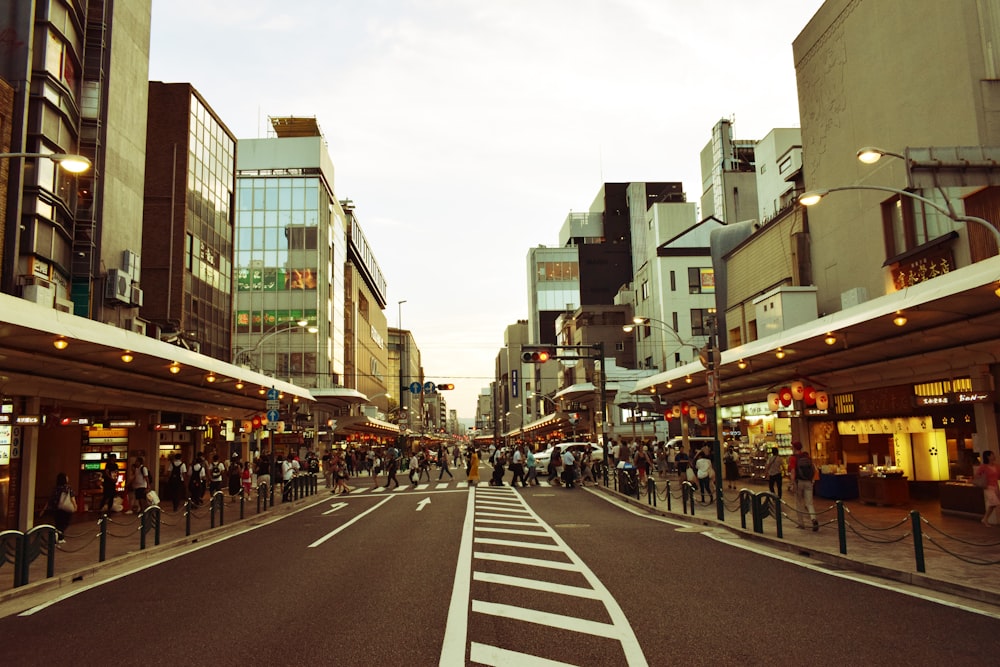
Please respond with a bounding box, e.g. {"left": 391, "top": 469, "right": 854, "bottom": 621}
{"left": 148, "top": 0, "right": 826, "bottom": 421}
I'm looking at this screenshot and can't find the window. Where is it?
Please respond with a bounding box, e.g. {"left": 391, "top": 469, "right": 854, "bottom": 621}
{"left": 690, "top": 309, "right": 712, "bottom": 336}
{"left": 881, "top": 190, "right": 956, "bottom": 258}
{"left": 641, "top": 280, "right": 650, "bottom": 300}
{"left": 669, "top": 271, "right": 676, "bottom": 291}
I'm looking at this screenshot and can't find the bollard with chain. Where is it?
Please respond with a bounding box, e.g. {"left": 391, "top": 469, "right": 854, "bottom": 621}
{"left": 99, "top": 514, "right": 108, "bottom": 562}
{"left": 837, "top": 501, "right": 847, "bottom": 555}
{"left": 911, "top": 510, "right": 926, "bottom": 573}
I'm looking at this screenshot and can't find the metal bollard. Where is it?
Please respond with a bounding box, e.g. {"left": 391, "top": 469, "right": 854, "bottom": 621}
{"left": 837, "top": 501, "right": 847, "bottom": 555}
{"left": 99, "top": 514, "right": 109, "bottom": 562}
{"left": 911, "top": 510, "right": 926, "bottom": 573}
{"left": 664, "top": 480, "right": 671, "bottom": 512}
{"left": 185, "top": 499, "right": 192, "bottom": 536}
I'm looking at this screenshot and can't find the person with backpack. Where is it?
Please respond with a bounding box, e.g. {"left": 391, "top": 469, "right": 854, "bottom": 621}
{"left": 208, "top": 454, "right": 226, "bottom": 497}
{"left": 166, "top": 453, "right": 187, "bottom": 511}
{"left": 189, "top": 454, "right": 207, "bottom": 506}
{"left": 130, "top": 456, "right": 151, "bottom": 513}
{"left": 790, "top": 441, "right": 818, "bottom": 531}
{"left": 228, "top": 455, "right": 242, "bottom": 500}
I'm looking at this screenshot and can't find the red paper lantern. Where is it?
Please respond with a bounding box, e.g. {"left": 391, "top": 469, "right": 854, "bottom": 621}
{"left": 697, "top": 410, "right": 707, "bottom": 422}
{"left": 779, "top": 387, "right": 793, "bottom": 407}
{"left": 680, "top": 401, "right": 688, "bottom": 415}
{"left": 803, "top": 386, "right": 817, "bottom": 405}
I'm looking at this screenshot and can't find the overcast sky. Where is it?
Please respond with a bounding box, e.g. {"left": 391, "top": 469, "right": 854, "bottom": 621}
{"left": 149, "top": 0, "right": 826, "bottom": 420}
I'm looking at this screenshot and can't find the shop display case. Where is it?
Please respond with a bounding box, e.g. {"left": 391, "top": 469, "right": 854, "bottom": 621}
{"left": 858, "top": 467, "right": 909, "bottom": 506}
{"left": 940, "top": 480, "right": 986, "bottom": 517}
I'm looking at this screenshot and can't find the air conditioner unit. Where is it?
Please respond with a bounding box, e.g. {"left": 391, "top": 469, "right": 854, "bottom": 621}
{"left": 125, "top": 318, "right": 146, "bottom": 335}
{"left": 130, "top": 286, "right": 143, "bottom": 307}
{"left": 54, "top": 297, "right": 74, "bottom": 313}
{"left": 122, "top": 250, "right": 141, "bottom": 280}
{"left": 22, "top": 283, "right": 55, "bottom": 307}
{"left": 105, "top": 269, "right": 130, "bottom": 302}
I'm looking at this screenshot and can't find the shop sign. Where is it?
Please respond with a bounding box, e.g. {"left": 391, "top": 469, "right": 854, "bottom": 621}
{"left": 805, "top": 408, "right": 829, "bottom": 416}
{"left": 109, "top": 419, "right": 138, "bottom": 428}
{"left": 15, "top": 415, "right": 40, "bottom": 425}
{"left": 915, "top": 392, "right": 992, "bottom": 406}
{"left": 742, "top": 402, "right": 772, "bottom": 417}
{"left": 151, "top": 423, "right": 179, "bottom": 431}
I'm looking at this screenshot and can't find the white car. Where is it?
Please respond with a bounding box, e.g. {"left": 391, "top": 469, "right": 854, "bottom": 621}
{"left": 533, "top": 442, "right": 604, "bottom": 471}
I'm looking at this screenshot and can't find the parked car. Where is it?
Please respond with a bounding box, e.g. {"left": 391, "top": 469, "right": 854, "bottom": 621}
{"left": 534, "top": 442, "right": 604, "bottom": 471}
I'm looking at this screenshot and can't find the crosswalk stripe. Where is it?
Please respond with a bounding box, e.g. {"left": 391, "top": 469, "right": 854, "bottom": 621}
{"left": 474, "top": 551, "right": 576, "bottom": 571}
{"left": 474, "top": 537, "right": 562, "bottom": 552}
{"left": 474, "top": 527, "right": 548, "bottom": 537}
{"left": 472, "top": 600, "right": 617, "bottom": 639}
{"left": 473, "top": 571, "right": 600, "bottom": 599}
{"left": 469, "top": 641, "right": 576, "bottom": 667}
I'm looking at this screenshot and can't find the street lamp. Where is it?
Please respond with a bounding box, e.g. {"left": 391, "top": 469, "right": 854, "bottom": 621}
{"left": 624, "top": 316, "right": 703, "bottom": 369}
{"left": 0, "top": 151, "right": 91, "bottom": 173}
{"left": 798, "top": 185, "right": 1000, "bottom": 248}
{"left": 233, "top": 319, "right": 318, "bottom": 372}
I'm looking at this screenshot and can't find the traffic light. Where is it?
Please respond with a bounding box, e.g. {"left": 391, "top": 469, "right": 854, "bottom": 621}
{"left": 437, "top": 383, "right": 455, "bottom": 390}
{"left": 521, "top": 346, "right": 554, "bottom": 363}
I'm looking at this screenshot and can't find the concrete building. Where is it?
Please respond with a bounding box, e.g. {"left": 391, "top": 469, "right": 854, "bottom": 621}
{"left": 142, "top": 82, "right": 237, "bottom": 361}
{"left": 700, "top": 118, "right": 759, "bottom": 224}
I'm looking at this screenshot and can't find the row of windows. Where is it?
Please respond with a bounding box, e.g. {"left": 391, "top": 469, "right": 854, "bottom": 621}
{"left": 237, "top": 177, "right": 322, "bottom": 215}
{"left": 535, "top": 261, "right": 580, "bottom": 281}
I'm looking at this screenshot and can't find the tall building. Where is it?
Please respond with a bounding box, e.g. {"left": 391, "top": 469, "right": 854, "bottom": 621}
{"left": 234, "top": 116, "right": 346, "bottom": 392}
{"left": 142, "top": 82, "right": 236, "bottom": 361}
{"left": 1, "top": 0, "right": 152, "bottom": 320}
{"left": 699, "top": 118, "right": 759, "bottom": 224}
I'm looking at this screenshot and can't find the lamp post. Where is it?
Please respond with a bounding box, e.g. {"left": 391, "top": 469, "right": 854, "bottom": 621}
{"left": 798, "top": 185, "right": 1000, "bottom": 248}
{"left": 0, "top": 151, "right": 91, "bottom": 173}
{"left": 624, "top": 316, "right": 705, "bottom": 370}
{"left": 233, "top": 319, "right": 318, "bottom": 372}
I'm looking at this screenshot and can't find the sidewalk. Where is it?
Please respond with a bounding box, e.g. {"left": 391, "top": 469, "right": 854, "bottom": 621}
{"left": 602, "top": 475, "right": 1000, "bottom": 608}
{"left": 0, "top": 486, "right": 319, "bottom": 603}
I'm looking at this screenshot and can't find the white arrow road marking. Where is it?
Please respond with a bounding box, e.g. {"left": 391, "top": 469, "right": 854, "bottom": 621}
{"left": 308, "top": 495, "right": 394, "bottom": 548}
{"left": 322, "top": 502, "right": 349, "bottom": 515}
{"left": 416, "top": 497, "right": 431, "bottom": 511}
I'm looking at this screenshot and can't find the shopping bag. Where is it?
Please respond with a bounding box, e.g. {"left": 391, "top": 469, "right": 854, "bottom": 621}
{"left": 146, "top": 489, "right": 160, "bottom": 505}
{"left": 58, "top": 491, "right": 77, "bottom": 513}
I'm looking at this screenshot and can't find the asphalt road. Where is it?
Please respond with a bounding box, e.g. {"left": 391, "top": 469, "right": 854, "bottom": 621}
{"left": 1, "top": 481, "right": 997, "bottom": 666}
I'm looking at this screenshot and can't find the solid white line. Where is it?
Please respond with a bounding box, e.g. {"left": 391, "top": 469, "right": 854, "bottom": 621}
{"left": 308, "top": 495, "right": 394, "bottom": 547}
{"left": 20, "top": 493, "right": 334, "bottom": 616}
{"left": 700, "top": 530, "right": 1000, "bottom": 621}
{"left": 474, "top": 551, "right": 577, "bottom": 571}
{"left": 439, "top": 485, "right": 478, "bottom": 666}
{"left": 469, "top": 641, "right": 576, "bottom": 667}
{"left": 473, "top": 571, "right": 599, "bottom": 599}
{"left": 474, "top": 537, "right": 562, "bottom": 551}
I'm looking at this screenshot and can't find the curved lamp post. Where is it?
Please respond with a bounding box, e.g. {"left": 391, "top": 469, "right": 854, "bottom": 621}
{"left": 798, "top": 184, "right": 1000, "bottom": 248}
{"left": 233, "top": 319, "right": 318, "bottom": 371}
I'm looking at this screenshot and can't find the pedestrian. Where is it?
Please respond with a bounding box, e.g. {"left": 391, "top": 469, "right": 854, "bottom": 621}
{"left": 189, "top": 454, "right": 207, "bottom": 506}
{"left": 333, "top": 451, "right": 353, "bottom": 495}
{"left": 409, "top": 452, "right": 421, "bottom": 486}
{"left": 675, "top": 447, "right": 690, "bottom": 481}
{"left": 130, "top": 456, "right": 151, "bottom": 513}
{"left": 256, "top": 455, "right": 271, "bottom": 493}
{"left": 789, "top": 441, "right": 818, "bottom": 531}
{"left": 561, "top": 447, "right": 578, "bottom": 488}
{"left": 280, "top": 454, "right": 295, "bottom": 501}
{"left": 241, "top": 461, "right": 253, "bottom": 498}
{"left": 228, "top": 455, "right": 242, "bottom": 500}
{"left": 208, "top": 454, "right": 226, "bottom": 497}
{"left": 655, "top": 446, "right": 668, "bottom": 480}
{"left": 467, "top": 447, "right": 480, "bottom": 487}
{"left": 634, "top": 445, "right": 653, "bottom": 486}
{"left": 547, "top": 447, "right": 562, "bottom": 486}
{"left": 765, "top": 446, "right": 784, "bottom": 498}
{"left": 693, "top": 445, "right": 714, "bottom": 503}
{"left": 666, "top": 445, "right": 677, "bottom": 474}
{"left": 418, "top": 449, "right": 432, "bottom": 483}
{"left": 974, "top": 450, "right": 1000, "bottom": 526}
{"left": 510, "top": 445, "right": 528, "bottom": 487}
{"left": 383, "top": 446, "right": 400, "bottom": 489}
{"left": 525, "top": 448, "right": 539, "bottom": 486}
{"left": 166, "top": 453, "right": 187, "bottom": 511}
{"left": 96, "top": 453, "right": 119, "bottom": 514}
{"left": 437, "top": 445, "right": 453, "bottom": 480}
{"left": 580, "top": 452, "right": 595, "bottom": 486}
{"left": 724, "top": 446, "right": 740, "bottom": 490}
{"left": 47, "top": 472, "right": 76, "bottom": 543}
{"left": 322, "top": 453, "right": 333, "bottom": 489}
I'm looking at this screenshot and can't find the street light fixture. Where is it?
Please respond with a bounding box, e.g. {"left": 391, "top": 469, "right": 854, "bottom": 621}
{"left": 0, "top": 151, "right": 91, "bottom": 173}
{"left": 233, "top": 319, "right": 318, "bottom": 371}
{"left": 798, "top": 184, "right": 1000, "bottom": 248}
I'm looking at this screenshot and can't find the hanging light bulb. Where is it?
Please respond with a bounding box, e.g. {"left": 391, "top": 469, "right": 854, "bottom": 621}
{"left": 168, "top": 362, "right": 181, "bottom": 374}
{"left": 120, "top": 350, "right": 134, "bottom": 363}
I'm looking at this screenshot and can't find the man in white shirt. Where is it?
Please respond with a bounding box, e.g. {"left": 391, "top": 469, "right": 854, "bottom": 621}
{"left": 561, "top": 448, "right": 578, "bottom": 488}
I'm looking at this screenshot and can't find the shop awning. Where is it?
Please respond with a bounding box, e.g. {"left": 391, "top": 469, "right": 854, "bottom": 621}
{"left": 633, "top": 256, "right": 1000, "bottom": 407}
{"left": 333, "top": 415, "right": 400, "bottom": 435}
{"left": 312, "top": 387, "right": 369, "bottom": 409}
{"left": 0, "top": 293, "right": 312, "bottom": 419}
{"left": 503, "top": 412, "right": 568, "bottom": 438}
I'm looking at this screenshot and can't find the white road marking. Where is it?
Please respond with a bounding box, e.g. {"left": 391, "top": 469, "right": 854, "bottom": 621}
{"left": 416, "top": 497, "right": 431, "bottom": 511}
{"left": 470, "top": 641, "right": 576, "bottom": 666}
{"left": 439, "top": 484, "right": 477, "bottom": 666}
{"left": 308, "top": 495, "right": 394, "bottom": 548}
